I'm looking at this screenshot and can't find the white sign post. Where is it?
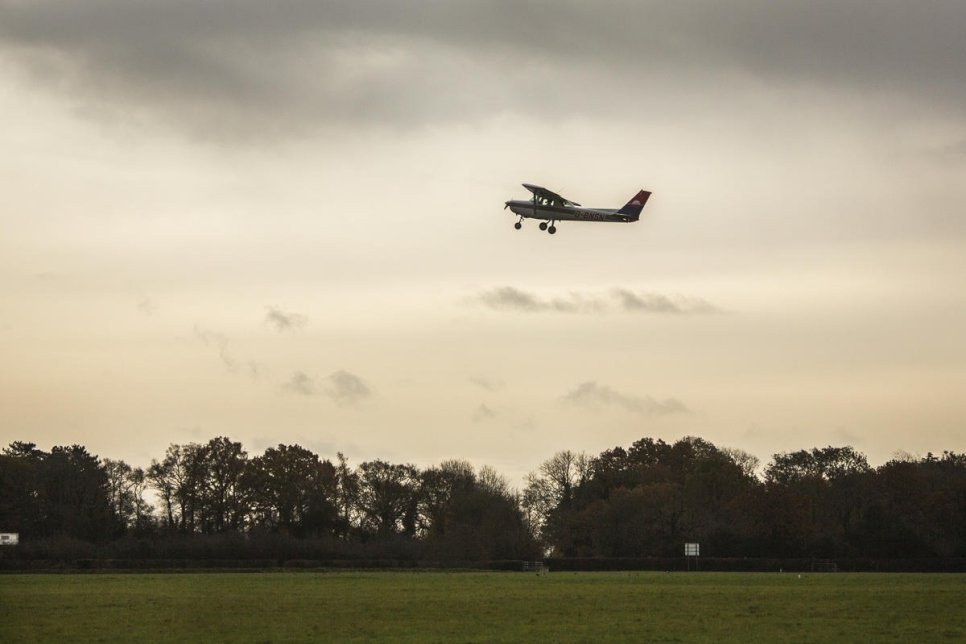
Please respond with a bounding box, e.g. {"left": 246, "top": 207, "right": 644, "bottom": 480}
{"left": 684, "top": 542, "right": 700, "bottom": 570}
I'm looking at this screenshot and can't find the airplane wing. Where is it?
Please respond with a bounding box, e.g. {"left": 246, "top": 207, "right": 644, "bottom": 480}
{"left": 522, "top": 183, "right": 581, "bottom": 207}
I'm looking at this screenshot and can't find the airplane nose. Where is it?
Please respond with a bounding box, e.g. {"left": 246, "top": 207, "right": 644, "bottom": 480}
{"left": 504, "top": 201, "right": 509, "bottom": 210}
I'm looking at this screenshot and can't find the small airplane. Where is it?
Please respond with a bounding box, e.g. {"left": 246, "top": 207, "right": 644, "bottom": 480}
{"left": 504, "top": 184, "right": 651, "bottom": 234}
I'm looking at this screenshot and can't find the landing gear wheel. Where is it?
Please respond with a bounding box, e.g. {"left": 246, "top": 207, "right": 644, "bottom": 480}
{"left": 548, "top": 226, "right": 557, "bottom": 235}
{"left": 539, "top": 222, "right": 548, "bottom": 231}
{"left": 514, "top": 222, "right": 522, "bottom": 230}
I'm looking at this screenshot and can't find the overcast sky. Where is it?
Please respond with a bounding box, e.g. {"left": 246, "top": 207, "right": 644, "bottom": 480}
{"left": 2, "top": 0, "right": 965, "bottom": 483}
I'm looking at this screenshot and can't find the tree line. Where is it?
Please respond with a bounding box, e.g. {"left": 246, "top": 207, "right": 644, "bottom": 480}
{"left": 530, "top": 438, "right": 965, "bottom": 559}
{"left": 1, "top": 436, "right": 964, "bottom": 561}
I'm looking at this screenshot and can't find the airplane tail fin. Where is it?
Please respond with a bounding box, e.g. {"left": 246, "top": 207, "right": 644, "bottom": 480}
{"left": 616, "top": 189, "right": 651, "bottom": 220}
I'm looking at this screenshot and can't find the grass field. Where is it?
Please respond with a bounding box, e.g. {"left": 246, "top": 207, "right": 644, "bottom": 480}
{"left": 1, "top": 571, "right": 964, "bottom": 642}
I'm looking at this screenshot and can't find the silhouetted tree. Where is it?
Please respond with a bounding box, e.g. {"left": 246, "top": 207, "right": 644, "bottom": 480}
{"left": 201, "top": 437, "right": 249, "bottom": 533}
{"left": 153, "top": 443, "right": 208, "bottom": 534}
{"left": 764, "top": 445, "right": 872, "bottom": 556}
{"left": 522, "top": 450, "right": 590, "bottom": 549}
{"left": 147, "top": 453, "right": 177, "bottom": 532}
{"left": 420, "top": 460, "right": 476, "bottom": 538}
{"left": 855, "top": 451, "right": 966, "bottom": 557}
{"left": 542, "top": 437, "right": 761, "bottom": 557}
{"left": 103, "top": 458, "right": 135, "bottom": 533}
{"left": 247, "top": 444, "right": 337, "bottom": 536}
{"left": 334, "top": 452, "right": 360, "bottom": 538}
{"left": 0, "top": 442, "right": 45, "bottom": 536}
{"left": 356, "top": 460, "right": 421, "bottom": 537}
{"left": 127, "top": 466, "right": 154, "bottom": 533}
{"left": 1, "top": 444, "right": 117, "bottom": 540}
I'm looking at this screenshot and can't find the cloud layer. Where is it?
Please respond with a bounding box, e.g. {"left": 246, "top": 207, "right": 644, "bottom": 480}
{"left": 2, "top": 1, "right": 964, "bottom": 137}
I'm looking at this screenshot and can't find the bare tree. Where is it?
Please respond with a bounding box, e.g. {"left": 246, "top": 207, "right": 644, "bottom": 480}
{"left": 335, "top": 452, "right": 360, "bottom": 537}
{"left": 147, "top": 454, "right": 177, "bottom": 532}
{"left": 127, "top": 466, "right": 153, "bottom": 531}
{"left": 103, "top": 458, "right": 134, "bottom": 528}
{"left": 722, "top": 446, "right": 761, "bottom": 479}
{"left": 521, "top": 450, "right": 590, "bottom": 543}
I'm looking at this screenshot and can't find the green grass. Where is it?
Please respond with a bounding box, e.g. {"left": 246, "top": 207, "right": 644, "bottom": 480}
{"left": 1, "top": 571, "right": 964, "bottom": 642}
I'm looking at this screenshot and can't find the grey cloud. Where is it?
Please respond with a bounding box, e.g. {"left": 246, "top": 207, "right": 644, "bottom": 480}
{"left": 0, "top": 0, "right": 531, "bottom": 137}
{"left": 476, "top": 287, "right": 606, "bottom": 314}
{"left": 285, "top": 369, "right": 372, "bottom": 405}
{"left": 193, "top": 326, "right": 238, "bottom": 372}
{"left": 245, "top": 361, "right": 266, "bottom": 381}
{"left": 564, "top": 381, "right": 689, "bottom": 416}
{"left": 612, "top": 289, "right": 721, "bottom": 315}
{"left": 478, "top": 287, "right": 543, "bottom": 312}
{"left": 469, "top": 376, "right": 505, "bottom": 392}
{"left": 194, "top": 325, "right": 266, "bottom": 379}
{"left": 2, "top": 1, "right": 963, "bottom": 136}
{"left": 283, "top": 371, "right": 316, "bottom": 396}
{"left": 323, "top": 370, "right": 372, "bottom": 406}
{"left": 472, "top": 404, "right": 496, "bottom": 423}
{"left": 137, "top": 297, "right": 157, "bottom": 316}
{"left": 475, "top": 287, "right": 719, "bottom": 315}
{"left": 265, "top": 306, "right": 307, "bottom": 332}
